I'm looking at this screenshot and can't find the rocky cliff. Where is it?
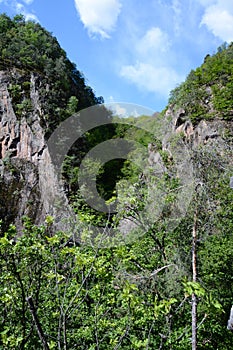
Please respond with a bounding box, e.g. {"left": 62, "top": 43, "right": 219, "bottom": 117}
{"left": 0, "top": 69, "right": 72, "bottom": 233}
{"left": 1, "top": 67, "right": 232, "bottom": 234}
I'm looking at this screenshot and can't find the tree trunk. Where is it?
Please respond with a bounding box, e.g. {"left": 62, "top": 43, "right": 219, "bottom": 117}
{"left": 192, "top": 210, "right": 198, "bottom": 350}
{"left": 26, "top": 296, "right": 50, "bottom": 350}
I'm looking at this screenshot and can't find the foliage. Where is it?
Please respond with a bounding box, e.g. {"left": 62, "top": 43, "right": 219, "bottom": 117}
{"left": 169, "top": 42, "right": 233, "bottom": 123}
{"left": 1, "top": 13, "right": 233, "bottom": 350}
{"left": 1, "top": 172, "right": 232, "bottom": 349}
{"left": 2, "top": 131, "right": 233, "bottom": 349}
{"left": 0, "top": 13, "right": 103, "bottom": 133}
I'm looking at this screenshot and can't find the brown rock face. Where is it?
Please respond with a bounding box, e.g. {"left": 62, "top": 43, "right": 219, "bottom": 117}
{"left": 0, "top": 70, "right": 71, "bottom": 233}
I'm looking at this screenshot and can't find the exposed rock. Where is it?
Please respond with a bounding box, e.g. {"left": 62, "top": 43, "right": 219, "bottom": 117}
{"left": 166, "top": 106, "right": 232, "bottom": 149}
{"left": 193, "top": 120, "right": 219, "bottom": 145}
{"left": 1, "top": 68, "right": 233, "bottom": 238}
{"left": 0, "top": 70, "right": 73, "bottom": 233}
{"left": 148, "top": 142, "right": 167, "bottom": 175}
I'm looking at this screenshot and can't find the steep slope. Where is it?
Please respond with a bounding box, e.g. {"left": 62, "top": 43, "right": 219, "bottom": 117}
{"left": 0, "top": 14, "right": 102, "bottom": 232}
{"left": 0, "top": 15, "right": 233, "bottom": 349}
{"left": 168, "top": 42, "right": 233, "bottom": 123}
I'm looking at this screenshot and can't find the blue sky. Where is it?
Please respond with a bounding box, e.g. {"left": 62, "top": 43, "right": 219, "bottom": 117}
{"left": 1, "top": 0, "right": 233, "bottom": 112}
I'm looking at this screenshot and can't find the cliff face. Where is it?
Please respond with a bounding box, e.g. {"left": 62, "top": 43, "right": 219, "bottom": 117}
{"left": 0, "top": 69, "right": 70, "bottom": 232}
{"left": 0, "top": 69, "right": 232, "bottom": 234}
{"left": 168, "top": 106, "right": 233, "bottom": 147}
{"left": 164, "top": 106, "right": 233, "bottom": 184}
{"left": 0, "top": 70, "right": 44, "bottom": 161}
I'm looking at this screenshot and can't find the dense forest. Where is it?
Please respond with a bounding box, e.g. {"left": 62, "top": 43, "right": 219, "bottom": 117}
{"left": 0, "top": 14, "right": 233, "bottom": 350}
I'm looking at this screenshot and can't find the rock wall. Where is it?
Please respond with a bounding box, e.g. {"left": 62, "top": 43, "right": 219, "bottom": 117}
{"left": 165, "top": 106, "right": 233, "bottom": 149}
{"left": 0, "top": 69, "right": 72, "bottom": 233}
{"left": 1, "top": 68, "right": 232, "bottom": 235}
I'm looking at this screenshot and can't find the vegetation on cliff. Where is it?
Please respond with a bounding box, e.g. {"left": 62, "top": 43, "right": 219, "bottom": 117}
{"left": 0, "top": 13, "right": 103, "bottom": 134}
{"left": 169, "top": 42, "right": 233, "bottom": 123}
{"left": 0, "top": 14, "right": 233, "bottom": 350}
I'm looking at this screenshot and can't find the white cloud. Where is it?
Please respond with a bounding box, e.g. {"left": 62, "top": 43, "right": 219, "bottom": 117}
{"left": 74, "top": 0, "right": 122, "bottom": 38}
{"left": 137, "top": 27, "right": 170, "bottom": 56}
{"left": 171, "top": 0, "right": 182, "bottom": 35}
{"left": 200, "top": 0, "right": 233, "bottom": 42}
{"left": 121, "top": 62, "right": 183, "bottom": 97}
{"left": 15, "top": 2, "right": 38, "bottom": 21}
{"left": 111, "top": 104, "right": 127, "bottom": 116}
{"left": 108, "top": 103, "right": 142, "bottom": 118}
{"left": 22, "top": 0, "right": 33, "bottom": 4}
{"left": 198, "top": 0, "right": 215, "bottom": 5}
{"left": 0, "top": 0, "right": 38, "bottom": 21}
{"left": 120, "top": 27, "right": 183, "bottom": 97}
